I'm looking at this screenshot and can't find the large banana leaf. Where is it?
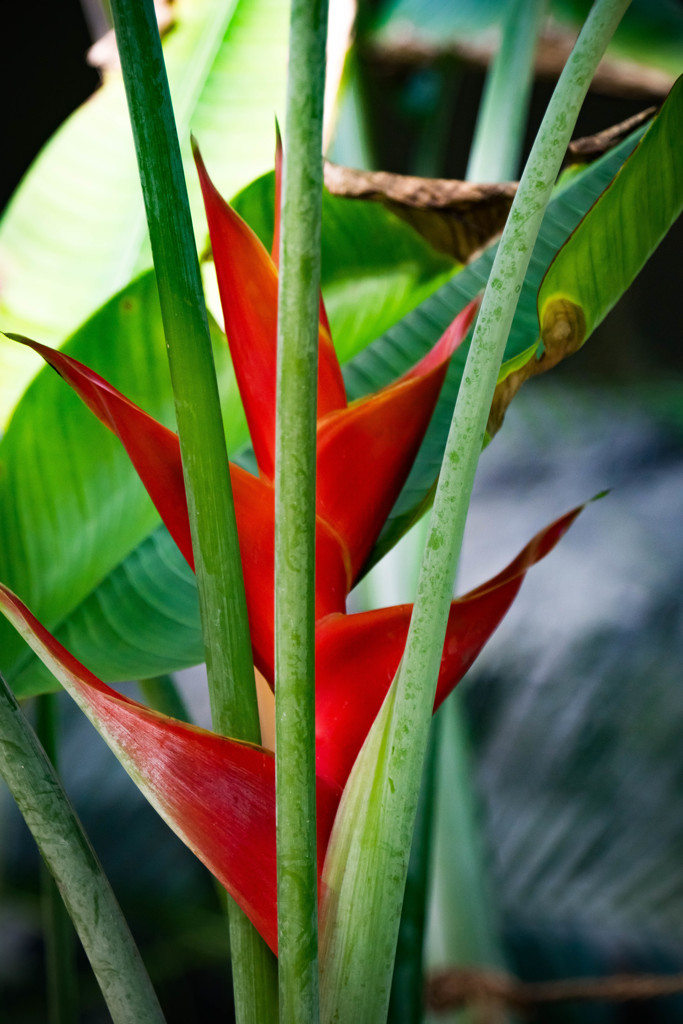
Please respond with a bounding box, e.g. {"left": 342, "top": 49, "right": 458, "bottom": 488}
{"left": 538, "top": 75, "right": 683, "bottom": 346}
{"left": 0, "top": 273, "right": 239, "bottom": 695}
{"left": 0, "top": 0, "right": 290, "bottom": 429}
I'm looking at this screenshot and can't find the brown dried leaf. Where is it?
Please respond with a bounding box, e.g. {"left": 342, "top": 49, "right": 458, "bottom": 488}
{"left": 567, "top": 107, "right": 656, "bottom": 163}
{"left": 323, "top": 162, "right": 516, "bottom": 262}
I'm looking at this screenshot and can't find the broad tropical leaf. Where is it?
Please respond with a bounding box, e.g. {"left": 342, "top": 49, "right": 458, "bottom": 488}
{"left": 538, "top": 76, "right": 683, "bottom": 349}
{"left": 340, "top": 123, "right": 650, "bottom": 568}
{"left": 0, "top": 274, "right": 241, "bottom": 692}
{"left": 492, "top": 76, "right": 683, "bottom": 437}
{"left": 0, "top": 0, "right": 290, "bottom": 428}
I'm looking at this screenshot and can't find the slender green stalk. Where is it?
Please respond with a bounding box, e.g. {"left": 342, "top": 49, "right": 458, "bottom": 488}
{"left": 108, "top": 2, "right": 277, "bottom": 1020}
{"left": 36, "top": 693, "right": 79, "bottom": 1024}
{"left": 425, "top": 700, "right": 506, "bottom": 1024}
{"left": 425, "top": 10, "right": 550, "bottom": 1018}
{"left": 0, "top": 676, "right": 165, "bottom": 1024}
{"left": 320, "top": 3, "right": 630, "bottom": 1020}
{"left": 467, "top": 0, "right": 547, "bottom": 183}
{"left": 274, "top": 0, "right": 329, "bottom": 1020}
{"left": 387, "top": 717, "right": 438, "bottom": 1024}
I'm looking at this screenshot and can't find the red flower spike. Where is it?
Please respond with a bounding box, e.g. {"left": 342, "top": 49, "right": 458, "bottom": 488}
{"left": 313, "top": 504, "right": 583, "bottom": 791}
{"left": 0, "top": 583, "right": 342, "bottom": 955}
{"left": 9, "top": 335, "right": 195, "bottom": 570}
{"left": 13, "top": 337, "right": 349, "bottom": 680}
{"left": 315, "top": 300, "right": 479, "bottom": 578}
{"left": 194, "top": 144, "right": 346, "bottom": 480}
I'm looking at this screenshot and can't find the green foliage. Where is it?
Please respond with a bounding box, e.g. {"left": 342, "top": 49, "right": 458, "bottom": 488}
{"left": 232, "top": 172, "right": 456, "bottom": 363}
{"left": 0, "top": 0, "right": 289, "bottom": 429}
{"left": 344, "top": 124, "right": 648, "bottom": 566}
{"left": 539, "top": 75, "right": 683, "bottom": 343}
{"left": 374, "top": 0, "right": 683, "bottom": 75}
{"left": 0, "top": 274, "right": 239, "bottom": 696}
{"left": 9, "top": 104, "right": 678, "bottom": 698}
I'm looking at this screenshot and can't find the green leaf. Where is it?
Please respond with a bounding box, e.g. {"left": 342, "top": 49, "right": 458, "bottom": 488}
{"left": 0, "top": 0, "right": 289, "bottom": 429}
{"left": 0, "top": 272, "right": 241, "bottom": 696}
{"left": 4, "top": 127, "right": 649, "bottom": 698}
{"left": 343, "top": 123, "right": 649, "bottom": 569}
{"left": 231, "top": 172, "right": 457, "bottom": 365}
{"left": 538, "top": 75, "right": 683, "bottom": 352}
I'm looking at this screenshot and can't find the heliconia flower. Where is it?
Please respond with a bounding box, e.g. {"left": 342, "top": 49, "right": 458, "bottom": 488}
{"left": 0, "top": 582, "right": 340, "bottom": 955}
{"left": 313, "top": 503, "right": 581, "bottom": 791}
{"left": 7, "top": 336, "right": 349, "bottom": 683}
{"left": 195, "top": 145, "right": 479, "bottom": 578}
{"left": 0, "top": 504, "right": 580, "bottom": 949}
{"left": 1, "top": 147, "right": 584, "bottom": 948}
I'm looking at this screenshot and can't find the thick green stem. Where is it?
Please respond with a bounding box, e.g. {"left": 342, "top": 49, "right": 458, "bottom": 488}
{"left": 274, "top": 0, "right": 329, "bottom": 1020}
{"left": 320, "top": 3, "right": 630, "bottom": 1020}
{"left": 0, "top": 677, "right": 165, "bottom": 1024}
{"left": 467, "top": 0, "right": 547, "bottom": 183}
{"left": 36, "top": 694, "right": 79, "bottom": 1024}
{"left": 108, "top": 2, "right": 277, "bottom": 1020}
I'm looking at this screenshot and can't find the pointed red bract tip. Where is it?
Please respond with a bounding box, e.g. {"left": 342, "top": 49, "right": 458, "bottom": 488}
{"left": 313, "top": 503, "right": 584, "bottom": 790}
{"left": 9, "top": 335, "right": 194, "bottom": 570}
{"left": 194, "top": 146, "right": 346, "bottom": 481}
{"left": 315, "top": 300, "right": 479, "bottom": 579}
{"left": 0, "top": 583, "right": 343, "bottom": 955}
{"left": 272, "top": 121, "right": 283, "bottom": 265}
{"left": 401, "top": 298, "right": 480, "bottom": 382}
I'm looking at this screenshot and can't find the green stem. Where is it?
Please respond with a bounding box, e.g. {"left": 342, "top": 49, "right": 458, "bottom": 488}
{"left": 388, "top": 0, "right": 630, "bottom": 997}
{"left": 0, "top": 677, "right": 165, "bottom": 1024}
{"left": 36, "top": 693, "right": 79, "bottom": 1024}
{"left": 387, "top": 717, "right": 439, "bottom": 1024}
{"left": 425, "top": 9, "right": 550, "bottom": 1020}
{"left": 274, "top": 0, "right": 329, "bottom": 1020}
{"left": 108, "top": 2, "right": 277, "bottom": 1020}
{"left": 467, "top": 0, "right": 547, "bottom": 183}
{"left": 320, "top": 3, "right": 630, "bottom": 1020}
{"left": 425, "top": 700, "right": 506, "bottom": 1024}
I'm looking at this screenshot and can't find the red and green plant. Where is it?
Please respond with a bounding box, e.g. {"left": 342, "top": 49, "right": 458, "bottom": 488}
{"left": 0, "top": 0, "right": 682, "bottom": 1022}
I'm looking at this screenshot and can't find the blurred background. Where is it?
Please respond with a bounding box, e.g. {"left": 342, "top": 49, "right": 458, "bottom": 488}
{"left": 1, "top": 1, "right": 683, "bottom": 1021}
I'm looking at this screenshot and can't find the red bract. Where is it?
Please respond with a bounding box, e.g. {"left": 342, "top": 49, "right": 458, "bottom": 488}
{"left": 0, "top": 583, "right": 339, "bottom": 955}
{"left": 196, "top": 147, "right": 478, "bottom": 578}
{"left": 1, "top": 152, "right": 583, "bottom": 949}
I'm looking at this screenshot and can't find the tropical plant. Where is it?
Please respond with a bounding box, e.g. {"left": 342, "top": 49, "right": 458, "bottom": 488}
{"left": 0, "top": 0, "right": 682, "bottom": 1022}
